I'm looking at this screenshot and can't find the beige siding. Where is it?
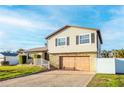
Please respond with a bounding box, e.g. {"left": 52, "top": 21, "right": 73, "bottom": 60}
{"left": 47, "top": 27, "right": 97, "bottom": 53}
{"left": 49, "top": 52, "right": 97, "bottom": 72}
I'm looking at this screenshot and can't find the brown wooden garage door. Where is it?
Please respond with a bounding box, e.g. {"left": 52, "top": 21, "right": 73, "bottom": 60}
{"left": 61, "top": 56, "right": 90, "bottom": 71}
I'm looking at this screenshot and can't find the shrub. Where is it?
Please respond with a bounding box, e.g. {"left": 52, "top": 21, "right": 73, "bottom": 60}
{"left": 37, "top": 55, "right": 41, "bottom": 58}
{"left": 19, "top": 55, "right": 23, "bottom": 64}
{"left": 1, "top": 61, "right": 9, "bottom": 66}
{"left": 33, "top": 54, "right": 41, "bottom": 59}
{"left": 19, "top": 55, "right": 27, "bottom": 64}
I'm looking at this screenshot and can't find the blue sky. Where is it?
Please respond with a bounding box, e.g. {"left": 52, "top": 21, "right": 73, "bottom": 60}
{"left": 0, "top": 5, "right": 124, "bottom": 51}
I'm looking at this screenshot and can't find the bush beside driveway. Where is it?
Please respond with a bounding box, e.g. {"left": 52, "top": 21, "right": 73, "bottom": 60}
{"left": 0, "top": 65, "right": 47, "bottom": 81}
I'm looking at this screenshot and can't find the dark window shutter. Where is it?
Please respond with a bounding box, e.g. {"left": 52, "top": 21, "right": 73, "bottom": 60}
{"left": 76, "top": 35, "right": 79, "bottom": 45}
{"left": 55, "top": 38, "right": 57, "bottom": 46}
{"left": 67, "top": 37, "right": 69, "bottom": 45}
{"left": 91, "top": 33, "right": 95, "bottom": 43}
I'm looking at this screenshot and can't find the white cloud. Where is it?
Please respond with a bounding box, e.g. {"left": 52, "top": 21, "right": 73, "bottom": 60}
{"left": 101, "top": 6, "right": 124, "bottom": 49}
{"left": 110, "top": 6, "right": 124, "bottom": 16}
{"left": 102, "top": 18, "right": 124, "bottom": 40}
{"left": 0, "top": 31, "right": 5, "bottom": 38}
{"left": 0, "top": 6, "right": 65, "bottom": 51}
{"left": 0, "top": 7, "right": 58, "bottom": 31}
{"left": 0, "top": 32, "right": 3, "bottom": 36}
{"left": 0, "top": 15, "right": 34, "bottom": 28}
{"left": 0, "top": 15, "right": 57, "bottom": 31}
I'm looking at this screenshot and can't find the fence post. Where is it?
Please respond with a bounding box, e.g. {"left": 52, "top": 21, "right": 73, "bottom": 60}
{"left": 48, "top": 61, "right": 50, "bottom": 70}
{"left": 41, "top": 58, "right": 43, "bottom": 66}
{"left": 114, "top": 58, "right": 116, "bottom": 74}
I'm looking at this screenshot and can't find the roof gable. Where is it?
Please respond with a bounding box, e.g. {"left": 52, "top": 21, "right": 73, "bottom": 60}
{"left": 28, "top": 47, "right": 47, "bottom": 52}
{"left": 45, "top": 25, "right": 103, "bottom": 44}
{"left": 45, "top": 25, "right": 70, "bottom": 39}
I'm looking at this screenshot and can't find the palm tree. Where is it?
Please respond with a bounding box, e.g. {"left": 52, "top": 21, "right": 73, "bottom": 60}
{"left": 115, "top": 49, "right": 124, "bottom": 58}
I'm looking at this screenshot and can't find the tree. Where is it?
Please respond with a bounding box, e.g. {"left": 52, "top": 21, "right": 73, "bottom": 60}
{"left": 115, "top": 49, "right": 124, "bottom": 58}
{"left": 17, "top": 48, "right": 25, "bottom": 54}
{"left": 101, "top": 50, "right": 109, "bottom": 58}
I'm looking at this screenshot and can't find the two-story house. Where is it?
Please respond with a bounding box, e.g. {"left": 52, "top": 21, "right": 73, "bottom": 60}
{"left": 46, "top": 25, "right": 103, "bottom": 72}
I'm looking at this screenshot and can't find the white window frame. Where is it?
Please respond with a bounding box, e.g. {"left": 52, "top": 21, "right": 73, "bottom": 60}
{"left": 56, "top": 37, "right": 67, "bottom": 46}
{"left": 79, "top": 33, "right": 91, "bottom": 45}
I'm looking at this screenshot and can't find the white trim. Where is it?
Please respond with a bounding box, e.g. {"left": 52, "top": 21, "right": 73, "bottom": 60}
{"left": 78, "top": 33, "right": 91, "bottom": 45}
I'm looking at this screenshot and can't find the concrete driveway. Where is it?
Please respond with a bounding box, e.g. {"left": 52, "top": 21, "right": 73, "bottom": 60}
{"left": 0, "top": 70, "right": 95, "bottom": 87}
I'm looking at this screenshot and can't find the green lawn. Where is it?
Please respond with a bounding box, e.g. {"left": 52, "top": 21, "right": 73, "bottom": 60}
{"left": 0, "top": 65, "right": 47, "bottom": 81}
{"left": 87, "top": 74, "right": 124, "bottom": 87}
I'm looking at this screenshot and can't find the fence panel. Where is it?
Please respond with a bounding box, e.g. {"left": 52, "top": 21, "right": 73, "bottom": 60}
{"left": 96, "top": 58, "right": 115, "bottom": 74}
{"left": 0, "top": 57, "right": 4, "bottom": 62}
{"left": 115, "top": 58, "right": 124, "bottom": 74}
{"left": 0, "top": 57, "right": 4, "bottom": 66}
{"left": 34, "top": 58, "right": 50, "bottom": 69}
{"left": 6, "top": 56, "right": 18, "bottom": 65}
{"left": 41, "top": 58, "right": 50, "bottom": 69}
{"left": 34, "top": 58, "right": 41, "bottom": 65}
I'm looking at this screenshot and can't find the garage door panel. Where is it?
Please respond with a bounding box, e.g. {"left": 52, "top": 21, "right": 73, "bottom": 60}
{"left": 75, "top": 57, "right": 82, "bottom": 71}
{"left": 74, "top": 57, "right": 89, "bottom": 71}
{"left": 62, "top": 57, "right": 75, "bottom": 70}
{"left": 62, "top": 56, "right": 90, "bottom": 71}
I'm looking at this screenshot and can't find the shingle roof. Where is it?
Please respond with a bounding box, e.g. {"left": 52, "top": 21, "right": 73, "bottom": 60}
{"left": 0, "top": 52, "right": 18, "bottom": 56}
{"left": 45, "top": 25, "right": 103, "bottom": 44}
{"left": 28, "top": 47, "right": 47, "bottom": 52}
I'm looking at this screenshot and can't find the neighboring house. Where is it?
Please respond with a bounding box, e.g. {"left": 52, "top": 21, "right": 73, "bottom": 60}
{"left": 27, "top": 47, "right": 49, "bottom": 67}
{"left": 0, "top": 52, "right": 18, "bottom": 65}
{"left": 45, "top": 25, "right": 103, "bottom": 72}
{"left": 28, "top": 47, "right": 48, "bottom": 60}
{"left": 0, "top": 54, "right": 4, "bottom": 65}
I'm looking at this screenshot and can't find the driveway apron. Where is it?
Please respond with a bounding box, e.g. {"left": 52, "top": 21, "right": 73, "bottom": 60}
{"left": 0, "top": 70, "right": 95, "bottom": 87}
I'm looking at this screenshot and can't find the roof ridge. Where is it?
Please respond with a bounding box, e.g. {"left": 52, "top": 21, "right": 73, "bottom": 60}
{"left": 45, "top": 25, "right": 100, "bottom": 39}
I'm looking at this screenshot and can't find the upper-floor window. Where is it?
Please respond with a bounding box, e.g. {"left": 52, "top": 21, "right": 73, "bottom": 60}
{"left": 56, "top": 38, "right": 66, "bottom": 46}
{"left": 79, "top": 34, "right": 90, "bottom": 44}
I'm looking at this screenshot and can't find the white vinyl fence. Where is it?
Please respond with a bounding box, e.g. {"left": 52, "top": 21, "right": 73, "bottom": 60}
{"left": 34, "top": 58, "right": 50, "bottom": 69}
{"left": 97, "top": 58, "right": 124, "bottom": 74}
{"left": 115, "top": 58, "right": 124, "bottom": 74}
{"left": 6, "top": 56, "right": 18, "bottom": 65}
{"left": 0, "top": 57, "right": 4, "bottom": 66}
{"left": 0, "top": 56, "right": 18, "bottom": 66}
{"left": 0, "top": 57, "right": 4, "bottom": 62}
